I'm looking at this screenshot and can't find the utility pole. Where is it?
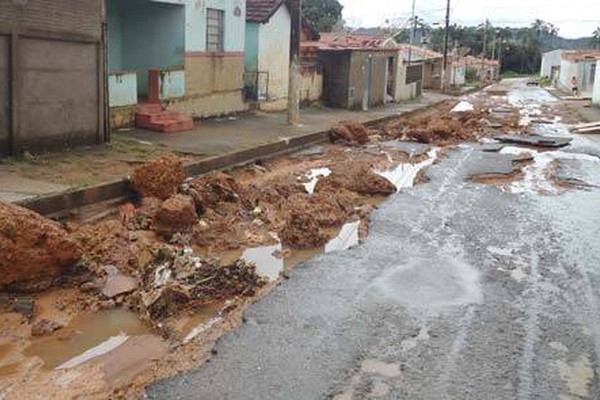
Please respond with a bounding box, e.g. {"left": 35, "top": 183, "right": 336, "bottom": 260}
{"left": 287, "top": 0, "right": 301, "bottom": 125}
{"left": 480, "top": 18, "right": 488, "bottom": 83}
{"left": 441, "top": 0, "right": 451, "bottom": 91}
{"left": 407, "top": 0, "right": 416, "bottom": 65}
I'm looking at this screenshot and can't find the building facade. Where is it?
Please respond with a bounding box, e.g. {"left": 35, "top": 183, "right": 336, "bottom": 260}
{"left": 558, "top": 50, "right": 600, "bottom": 98}
{"left": 593, "top": 60, "right": 600, "bottom": 107}
{"left": 0, "top": 0, "right": 106, "bottom": 156}
{"left": 107, "top": 0, "right": 247, "bottom": 128}
{"left": 540, "top": 49, "right": 563, "bottom": 81}
{"left": 313, "top": 33, "right": 400, "bottom": 110}
{"left": 245, "top": 0, "right": 291, "bottom": 111}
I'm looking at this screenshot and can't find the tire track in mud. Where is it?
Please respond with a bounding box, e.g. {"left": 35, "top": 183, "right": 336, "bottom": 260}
{"left": 437, "top": 305, "right": 476, "bottom": 399}
{"left": 516, "top": 247, "right": 540, "bottom": 400}
{"left": 372, "top": 148, "right": 484, "bottom": 396}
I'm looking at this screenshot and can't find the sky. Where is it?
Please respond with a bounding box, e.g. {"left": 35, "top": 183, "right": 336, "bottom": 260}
{"left": 339, "top": 0, "right": 600, "bottom": 38}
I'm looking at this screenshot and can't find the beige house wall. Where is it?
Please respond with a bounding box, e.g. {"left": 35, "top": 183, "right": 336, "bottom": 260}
{"left": 170, "top": 54, "right": 247, "bottom": 118}
{"left": 300, "top": 65, "right": 323, "bottom": 104}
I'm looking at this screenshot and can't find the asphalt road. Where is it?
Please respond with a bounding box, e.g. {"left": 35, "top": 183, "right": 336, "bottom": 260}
{"left": 146, "top": 82, "right": 600, "bottom": 399}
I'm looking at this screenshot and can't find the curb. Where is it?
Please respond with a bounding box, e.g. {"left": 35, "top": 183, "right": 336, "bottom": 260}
{"left": 18, "top": 100, "right": 449, "bottom": 219}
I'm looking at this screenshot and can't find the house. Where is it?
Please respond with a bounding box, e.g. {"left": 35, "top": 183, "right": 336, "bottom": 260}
{"left": 244, "top": 0, "right": 291, "bottom": 111}
{"left": 540, "top": 49, "right": 563, "bottom": 82}
{"left": 397, "top": 45, "right": 444, "bottom": 90}
{"left": 558, "top": 50, "right": 600, "bottom": 98}
{"left": 450, "top": 60, "right": 467, "bottom": 87}
{"left": 593, "top": 60, "right": 600, "bottom": 107}
{"left": 459, "top": 55, "right": 500, "bottom": 83}
{"left": 297, "top": 19, "right": 324, "bottom": 105}
{"left": 107, "top": 0, "right": 247, "bottom": 130}
{"left": 310, "top": 33, "right": 400, "bottom": 110}
{"left": 300, "top": 42, "right": 324, "bottom": 105}
{"left": 0, "top": 0, "right": 107, "bottom": 156}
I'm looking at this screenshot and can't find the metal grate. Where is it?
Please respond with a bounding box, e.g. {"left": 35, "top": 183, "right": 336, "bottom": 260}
{"left": 207, "top": 9, "right": 224, "bottom": 52}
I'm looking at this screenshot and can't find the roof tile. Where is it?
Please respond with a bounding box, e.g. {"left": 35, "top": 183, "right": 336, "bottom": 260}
{"left": 246, "top": 0, "right": 284, "bottom": 23}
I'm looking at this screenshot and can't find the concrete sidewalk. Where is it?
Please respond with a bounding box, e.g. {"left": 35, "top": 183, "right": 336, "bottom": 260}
{"left": 120, "top": 92, "right": 452, "bottom": 156}
{"left": 1, "top": 92, "right": 452, "bottom": 203}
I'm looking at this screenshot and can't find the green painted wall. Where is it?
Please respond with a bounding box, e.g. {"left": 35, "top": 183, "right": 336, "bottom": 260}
{"left": 107, "top": 0, "right": 185, "bottom": 96}
{"left": 107, "top": 0, "right": 122, "bottom": 72}
{"left": 245, "top": 22, "right": 259, "bottom": 71}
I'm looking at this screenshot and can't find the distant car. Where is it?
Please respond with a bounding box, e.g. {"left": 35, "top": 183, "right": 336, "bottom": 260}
{"left": 526, "top": 78, "right": 540, "bottom": 86}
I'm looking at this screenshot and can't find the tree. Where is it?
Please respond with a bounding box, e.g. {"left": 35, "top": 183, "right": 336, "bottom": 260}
{"left": 591, "top": 27, "right": 600, "bottom": 48}
{"left": 301, "top": 0, "right": 344, "bottom": 33}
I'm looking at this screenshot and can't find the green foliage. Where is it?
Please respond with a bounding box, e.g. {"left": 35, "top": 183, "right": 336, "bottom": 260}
{"left": 539, "top": 76, "right": 552, "bottom": 87}
{"left": 301, "top": 0, "right": 343, "bottom": 33}
{"left": 465, "top": 66, "right": 479, "bottom": 82}
{"left": 501, "top": 71, "right": 532, "bottom": 78}
{"left": 392, "top": 19, "right": 593, "bottom": 76}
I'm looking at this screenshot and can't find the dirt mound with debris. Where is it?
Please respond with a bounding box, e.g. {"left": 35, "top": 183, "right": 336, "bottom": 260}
{"left": 280, "top": 210, "right": 329, "bottom": 249}
{"left": 139, "top": 247, "right": 266, "bottom": 321}
{"left": 380, "top": 100, "right": 496, "bottom": 144}
{"left": 131, "top": 156, "right": 187, "bottom": 200}
{"left": 72, "top": 220, "right": 158, "bottom": 276}
{"left": 188, "top": 171, "right": 255, "bottom": 210}
{"left": 318, "top": 162, "right": 396, "bottom": 195}
{"left": 154, "top": 195, "right": 198, "bottom": 238}
{"left": 0, "top": 202, "right": 82, "bottom": 291}
{"left": 331, "top": 121, "right": 370, "bottom": 145}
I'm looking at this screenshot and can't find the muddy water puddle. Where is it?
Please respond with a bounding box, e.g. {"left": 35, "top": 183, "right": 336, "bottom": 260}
{"left": 211, "top": 220, "right": 362, "bottom": 283}
{"left": 25, "top": 309, "right": 149, "bottom": 370}
{"left": 164, "top": 301, "right": 228, "bottom": 344}
{"left": 375, "top": 149, "right": 438, "bottom": 191}
{"left": 161, "top": 220, "right": 362, "bottom": 346}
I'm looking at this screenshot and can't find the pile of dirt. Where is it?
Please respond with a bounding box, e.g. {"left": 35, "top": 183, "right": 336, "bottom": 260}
{"left": 318, "top": 162, "right": 396, "bottom": 195}
{"left": 188, "top": 171, "right": 253, "bottom": 210}
{"left": 71, "top": 220, "right": 157, "bottom": 276}
{"left": 330, "top": 121, "right": 370, "bottom": 145}
{"left": 380, "top": 101, "right": 494, "bottom": 144}
{"left": 154, "top": 195, "right": 198, "bottom": 238}
{"left": 131, "top": 156, "right": 187, "bottom": 200}
{"left": 138, "top": 247, "right": 266, "bottom": 321}
{"left": 279, "top": 210, "right": 329, "bottom": 249}
{"left": 0, "top": 202, "right": 82, "bottom": 292}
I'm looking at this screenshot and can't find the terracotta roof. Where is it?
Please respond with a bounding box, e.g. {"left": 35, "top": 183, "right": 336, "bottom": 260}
{"left": 307, "top": 32, "right": 398, "bottom": 52}
{"left": 561, "top": 49, "right": 600, "bottom": 62}
{"left": 397, "top": 44, "right": 443, "bottom": 61}
{"left": 458, "top": 55, "right": 499, "bottom": 66}
{"left": 246, "top": 0, "right": 285, "bottom": 23}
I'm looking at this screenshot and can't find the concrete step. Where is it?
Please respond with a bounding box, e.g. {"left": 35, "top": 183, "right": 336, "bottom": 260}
{"left": 135, "top": 104, "right": 194, "bottom": 133}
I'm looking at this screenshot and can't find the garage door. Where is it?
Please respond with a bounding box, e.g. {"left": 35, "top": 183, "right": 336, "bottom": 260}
{"left": 0, "top": 35, "right": 9, "bottom": 156}
{"left": 18, "top": 38, "right": 99, "bottom": 150}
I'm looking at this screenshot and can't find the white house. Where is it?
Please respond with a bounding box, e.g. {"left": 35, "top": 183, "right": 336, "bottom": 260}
{"left": 558, "top": 50, "right": 600, "bottom": 98}
{"left": 540, "top": 49, "right": 563, "bottom": 81}
{"left": 593, "top": 60, "right": 600, "bottom": 107}
{"left": 244, "top": 0, "right": 291, "bottom": 111}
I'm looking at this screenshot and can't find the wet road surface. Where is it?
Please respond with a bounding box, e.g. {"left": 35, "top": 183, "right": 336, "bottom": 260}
{"left": 146, "top": 81, "right": 600, "bottom": 399}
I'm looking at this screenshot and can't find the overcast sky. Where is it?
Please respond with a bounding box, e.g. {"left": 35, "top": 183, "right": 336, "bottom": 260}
{"left": 339, "top": 0, "right": 599, "bottom": 38}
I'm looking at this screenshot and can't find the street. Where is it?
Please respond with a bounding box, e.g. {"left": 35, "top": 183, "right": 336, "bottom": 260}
{"left": 146, "top": 81, "right": 600, "bottom": 399}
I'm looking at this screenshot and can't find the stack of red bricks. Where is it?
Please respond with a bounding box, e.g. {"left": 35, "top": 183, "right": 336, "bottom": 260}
{"left": 135, "top": 104, "right": 194, "bottom": 133}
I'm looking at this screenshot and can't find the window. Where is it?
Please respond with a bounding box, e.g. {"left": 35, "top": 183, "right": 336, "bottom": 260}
{"left": 207, "top": 9, "right": 224, "bottom": 52}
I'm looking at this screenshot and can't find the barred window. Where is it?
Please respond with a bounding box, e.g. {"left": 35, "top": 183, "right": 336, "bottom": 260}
{"left": 207, "top": 9, "right": 224, "bottom": 52}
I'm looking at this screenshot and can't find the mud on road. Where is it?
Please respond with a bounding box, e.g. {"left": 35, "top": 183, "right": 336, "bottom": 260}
{"left": 1, "top": 81, "right": 596, "bottom": 399}
{"left": 146, "top": 81, "right": 600, "bottom": 400}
